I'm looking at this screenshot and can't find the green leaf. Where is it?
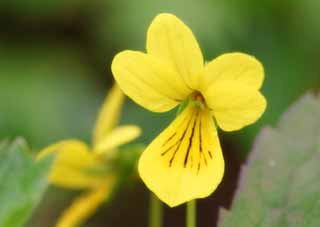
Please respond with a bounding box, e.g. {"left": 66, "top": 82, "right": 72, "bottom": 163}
{"left": 0, "top": 138, "right": 53, "bottom": 227}
{"left": 219, "top": 94, "right": 320, "bottom": 227}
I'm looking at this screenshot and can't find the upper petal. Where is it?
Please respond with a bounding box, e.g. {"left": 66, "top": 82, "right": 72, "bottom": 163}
{"left": 93, "top": 84, "right": 124, "bottom": 147}
{"left": 38, "top": 140, "right": 107, "bottom": 189}
{"left": 147, "top": 13, "right": 204, "bottom": 89}
{"left": 138, "top": 103, "right": 224, "bottom": 207}
{"left": 203, "top": 82, "right": 267, "bottom": 132}
{"left": 112, "top": 50, "right": 192, "bottom": 112}
{"left": 94, "top": 125, "right": 141, "bottom": 155}
{"left": 201, "top": 53, "right": 264, "bottom": 92}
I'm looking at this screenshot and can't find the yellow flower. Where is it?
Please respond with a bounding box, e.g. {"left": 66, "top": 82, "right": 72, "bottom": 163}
{"left": 111, "top": 13, "right": 266, "bottom": 207}
{"left": 38, "top": 84, "right": 141, "bottom": 227}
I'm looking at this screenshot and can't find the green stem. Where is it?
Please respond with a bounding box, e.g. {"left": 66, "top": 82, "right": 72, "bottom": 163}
{"left": 149, "top": 193, "right": 163, "bottom": 227}
{"left": 186, "top": 200, "right": 196, "bottom": 227}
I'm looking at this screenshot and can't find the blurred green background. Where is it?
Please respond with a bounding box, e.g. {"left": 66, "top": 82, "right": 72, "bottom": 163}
{"left": 1, "top": 0, "right": 319, "bottom": 227}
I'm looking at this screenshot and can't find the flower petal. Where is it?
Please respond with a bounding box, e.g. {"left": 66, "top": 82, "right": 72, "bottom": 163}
{"left": 203, "top": 82, "right": 267, "bottom": 132}
{"left": 94, "top": 125, "right": 141, "bottom": 155}
{"left": 201, "top": 53, "right": 264, "bottom": 92}
{"left": 138, "top": 104, "right": 224, "bottom": 207}
{"left": 56, "top": 183, "right": 113, "bottom": 227}
{"left": 147, "top": 13, "right": 204, "bottom": 89}
{"left": 112, "top": 50, "right": 192, "bottom": 112}
{"left": 93, "top": 84, "right": 124, "bottom": 147}
{"left": 38, "top": 140, "right": 106, "bottom": 189}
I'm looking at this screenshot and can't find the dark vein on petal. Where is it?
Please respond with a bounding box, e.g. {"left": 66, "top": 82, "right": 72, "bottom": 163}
{"left": 169, "top": 113, "right": 195, "bottom": 167}
{"left": 198, "top": 117, "right": 203, "bottom": 173}
{"left": 161, "top": 112, "right": 194, "bottom": 157}
{"left": 184, "top": 112, "right": 198, "bottom": 167}
{"left": 203, "top": 153, "right": 208, "bottom": 166}
{"left": 161, "top": 141, "right": 179, "bottom": 156}
{"left": 161, "top": 132, "right": 177, "bottom": 148}
{"left": 198, "top": 116, "right": 208, "bottom": 173}
{"left": 161, "top": 111, "right": 191, "bottom": 149}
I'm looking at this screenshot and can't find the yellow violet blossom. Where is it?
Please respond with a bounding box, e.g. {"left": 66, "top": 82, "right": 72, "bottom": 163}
{"left": 111, "top": 13, "right": 266, "bottom": 207}
{"left": 38, "top": 84, "right": 141, "bottom": 227}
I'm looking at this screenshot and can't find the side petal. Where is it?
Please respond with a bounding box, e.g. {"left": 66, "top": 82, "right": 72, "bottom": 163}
{"left": 147, "top": 13, "right": 204, "bottom": 89}
{"left": 93, "top": 84, "right": 124, "bottom": 147}
{"left": 203, "top": 82, "right": 267, "bottom": 132}
{"left": 112, "top": 50, "right": 192, "bottom": 112}
{"left": 38, "top": 140, "right": 106, "bottom": 189}
{"left": 201, "top": 53, "right": 264, "bottom": 92}
{"left": 94, "top": 125, "right": 141, "bottom": 155}
{"left": 56, "top": 183, "right": 113, "bottom": 227}
{"left": 138, "top": 104, "right": 224, "bottom": 207}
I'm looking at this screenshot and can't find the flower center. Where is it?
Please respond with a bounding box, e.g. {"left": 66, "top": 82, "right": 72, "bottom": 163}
{"left": 190, "top": 91, "right": 206, "bottom": 109}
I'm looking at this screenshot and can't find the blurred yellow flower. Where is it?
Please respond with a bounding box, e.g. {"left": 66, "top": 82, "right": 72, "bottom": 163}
{"left": 38, "top": 84, "right": 141, "bottom": 227}
{"left": 111, "top": 13, "right": 266, "bottom": 207}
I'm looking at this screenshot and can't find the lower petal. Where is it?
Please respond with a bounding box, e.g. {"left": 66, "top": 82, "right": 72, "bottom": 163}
{"left": 138, "top": 104, "right": 225, "bottom": 207}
